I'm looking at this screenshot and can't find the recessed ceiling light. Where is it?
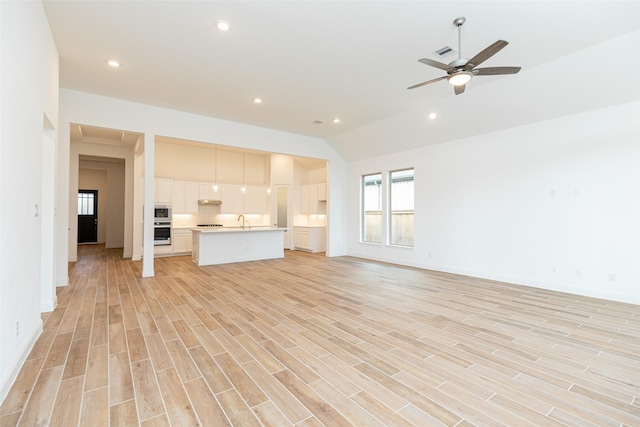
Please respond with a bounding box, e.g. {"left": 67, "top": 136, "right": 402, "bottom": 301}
{"left": 216, "top": 20, "right": 230, "bottom": 31}
{"left": 253, "top": 98, "right": 263, "bottom": 104}
{"left": 428, "top": 112, "right": 437, "bottom": 120}
{"left": 107, "top": 60, "right": 120, "bottom": 68}
{"left": 333, "top": 118, "right": 341, "bottom": 124}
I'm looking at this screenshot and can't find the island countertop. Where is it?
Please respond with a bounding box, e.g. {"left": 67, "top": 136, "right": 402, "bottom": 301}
{"left": 191, "top": 227, "right": 285, "bottom": 266}
{"left": 191, "top": 226, "right": 286, "bottom": 233}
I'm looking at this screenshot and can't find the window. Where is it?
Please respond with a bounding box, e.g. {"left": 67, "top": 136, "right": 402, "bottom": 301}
{"left": 389, "top": 168, "right": 414, "bottom": 247}
{"left": 362, "top": 173, "right": 382, "bottom": 243}
{"left": 77, "top": 192, "right": 95, "bottom": 215}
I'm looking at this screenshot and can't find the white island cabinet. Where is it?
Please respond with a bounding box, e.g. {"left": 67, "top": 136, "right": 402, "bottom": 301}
{"left": 192, "top": 227, "right": 285, "bottom": 266}
{"left": 173, "top": 228, "right": 193, "bottom": 254}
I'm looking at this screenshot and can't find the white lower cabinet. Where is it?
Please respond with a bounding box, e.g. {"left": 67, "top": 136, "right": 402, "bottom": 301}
{"left": 173, "top": 229, "right": 193, "bottom": 254}
{"left": 293, "top": 226, "right": 325, "bottom": 252}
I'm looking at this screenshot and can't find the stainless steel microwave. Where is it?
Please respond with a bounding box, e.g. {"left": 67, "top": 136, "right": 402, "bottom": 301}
{"left": 154, "top": 204, "right": 171, "bottom": 220}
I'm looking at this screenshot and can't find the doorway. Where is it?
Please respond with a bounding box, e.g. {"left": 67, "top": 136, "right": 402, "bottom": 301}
{"left": 77, "top": 190, "right": 98, "bottom": 243}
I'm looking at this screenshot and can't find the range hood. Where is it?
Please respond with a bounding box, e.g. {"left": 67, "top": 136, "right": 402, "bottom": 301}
{"left": 198, "top": 199, "right": 221, "bottom": 205}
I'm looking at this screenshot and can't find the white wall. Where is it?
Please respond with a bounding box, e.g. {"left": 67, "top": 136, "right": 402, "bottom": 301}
{"left": 347, "top": 101, "right": 640, "bottom": 304}
{"left": 0, "top": 0, "right": 58, "bottom": 403}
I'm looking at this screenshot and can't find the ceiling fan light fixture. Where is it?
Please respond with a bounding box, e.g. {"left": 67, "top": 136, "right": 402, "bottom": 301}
{"left": 448, "top": 72, "right": 472, "bottom": 86}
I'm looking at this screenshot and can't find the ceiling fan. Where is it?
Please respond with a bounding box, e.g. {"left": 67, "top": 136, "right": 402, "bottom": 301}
{"left": 408, "top": 17, "right": 521, "bottom": 95}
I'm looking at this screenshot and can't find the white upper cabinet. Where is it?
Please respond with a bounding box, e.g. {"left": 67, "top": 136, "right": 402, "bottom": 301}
{"left": 172, "top": 181, "right": 198, "bottom": 213}
{"left": 155, "top": 178, "right": 173, "bottom": 203}
{"left": 244, "top": 186, "right": 268, "bottom": 214}
{"left": 220, "top": 184, "right": 244, "bottom": 213}
{"left": 300, "top": 183, "right": 326, "bottom": 214}
{"left": 199, "top": 182, "right": 221, "bottom": 201}
{"left": 219, "top": 184, "right": 268, "bottom": 214}
{"left": 317, "top": 182, "right": 327, "bottom": 201}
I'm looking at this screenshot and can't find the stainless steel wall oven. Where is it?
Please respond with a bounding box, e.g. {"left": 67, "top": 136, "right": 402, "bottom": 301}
{"left": 154, "top": 204, "right": 172, "bottom": 246}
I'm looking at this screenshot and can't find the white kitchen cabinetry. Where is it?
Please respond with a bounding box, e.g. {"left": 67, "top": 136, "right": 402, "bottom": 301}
{"left": 294, "top": 226, "right": 326, "bottom": 252}
{"left": 199, "top": 182, "right": 221, "bottom": 201}
{"left": 220, "top": 184, "right": 244, "bottom": 213}
{"left": 219, "top": 184, "right": 268, "bottom": 214}
{"left": 300, "top": 183, "right": 326, "bottom": 214}
{"left": 300, "top": 185, "right": 310, "bottom": 214}
{"left": 244, "top": 186, "right": 268, "bottom": 214}
{"left": 154, "top": 244, "right": 173, "bottom": 257}
{"left": 155, "top": 178, "right": 173, "bottom": 203}
{"left": 317, "top": 183, "right": 327, "bottom": 201}
{"left": 308, "top": 184, "right": 318, "bottom": 214}
{"left": 173, "top": 228, "right": 193, "bottom": 254}
{"left": 172, "top": 181, "right": 198, "bottom": 214}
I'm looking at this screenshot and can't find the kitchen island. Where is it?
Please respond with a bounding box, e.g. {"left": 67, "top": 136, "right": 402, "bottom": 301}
{"left": 192, "top": 227, "right": 286, "bottom": 266}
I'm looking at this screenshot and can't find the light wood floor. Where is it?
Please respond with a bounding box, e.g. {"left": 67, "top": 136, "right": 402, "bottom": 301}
{"left": 1, "top": 245, "right": 639, "bottom": 426}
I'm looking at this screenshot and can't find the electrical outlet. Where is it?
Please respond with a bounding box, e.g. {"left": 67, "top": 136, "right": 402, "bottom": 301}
{"left": 16, "top": 321, "right": 19, "bottom": 337}
{"left": 574, "top": 269, "right": 582, "bottom": 278}
{"left": 608, "top": 273, "right": 617, "bottom": 283}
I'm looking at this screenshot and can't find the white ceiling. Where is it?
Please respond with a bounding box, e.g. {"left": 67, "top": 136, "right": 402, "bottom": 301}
{"left": 44, "top": 1, "right": 640, "bottom": 160}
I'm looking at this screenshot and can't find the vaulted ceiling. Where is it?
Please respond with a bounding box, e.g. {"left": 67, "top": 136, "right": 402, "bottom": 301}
{"left": 44, "top": 1, "right": 640, "bottom": 160}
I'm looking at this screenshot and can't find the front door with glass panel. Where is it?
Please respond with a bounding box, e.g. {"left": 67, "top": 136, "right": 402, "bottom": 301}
{"left": 78, "top": 189, "right": 98, "bottom": 243}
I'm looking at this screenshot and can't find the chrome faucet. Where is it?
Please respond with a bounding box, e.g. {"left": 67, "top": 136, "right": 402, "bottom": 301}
{"left": 237, "top": 214, "right": 245, "bottom": 229}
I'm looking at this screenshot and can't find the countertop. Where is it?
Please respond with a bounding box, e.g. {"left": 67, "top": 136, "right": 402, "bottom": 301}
{"left": 192, "top": 226, "right": 286, "bottom": 233}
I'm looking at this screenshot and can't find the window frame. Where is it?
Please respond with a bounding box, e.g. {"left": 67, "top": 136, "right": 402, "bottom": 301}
{"left": 361, "top": 172, "right": 383, "bottom": 244}
{"left": 388, "top": 168, "right": 414, "bottom": 248}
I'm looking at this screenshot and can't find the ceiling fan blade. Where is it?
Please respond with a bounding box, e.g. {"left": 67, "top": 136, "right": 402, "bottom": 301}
{"left": 474, "top": 66, "right": 521, "bottom": 75}
{"left": 407, "top": 75, "right": 447, "bottom": 90}
{"left": 418, "top": 58, "right": 453, "bottom": 72}
{"left": 454, "top": 84, "right": 466, "bottom": 95}
{"left": 465, "top": 40, "right": 509, "bottom": 69}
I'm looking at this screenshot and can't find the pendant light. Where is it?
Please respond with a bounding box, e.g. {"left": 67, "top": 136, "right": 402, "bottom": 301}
{"left": 241, "top": 152, "right": 246, "bottom": 193}
{"left": 213, "top": 144, "right": 219, "bottom": 192}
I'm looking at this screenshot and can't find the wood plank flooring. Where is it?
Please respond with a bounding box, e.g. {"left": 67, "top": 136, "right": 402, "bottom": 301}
{"left": 1, "top": 244, "right": 639, "bottom": 426}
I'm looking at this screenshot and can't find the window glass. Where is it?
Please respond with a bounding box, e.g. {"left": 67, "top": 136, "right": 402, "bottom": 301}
{"left": 390, "top": 169, "right": 414, "bottom": 247}
{"left": 362, "top": 173, "right": 382, "bottom": 243}
{"left": 78, "top": 192, "right": 94, "bottom": 215}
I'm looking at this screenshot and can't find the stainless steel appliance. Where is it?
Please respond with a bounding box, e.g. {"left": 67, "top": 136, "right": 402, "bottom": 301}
{"left": 154, "top": 204, "right": 171, "bottom": 220}
{"left": 154, "top": 204, "right": 172, "bottom": 246}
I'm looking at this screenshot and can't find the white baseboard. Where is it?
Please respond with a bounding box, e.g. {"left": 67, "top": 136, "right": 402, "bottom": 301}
{"left": 55, "top": 275, "right": 68, "bottom": 287}
{"left": 0, "top": 320, "right": 43, "bottom": 404}
{"left": 347, "top": 251, "right": 639, "bottom": 305}
{"left": 40, "top": 294, "right": 57, "bottom": 312}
